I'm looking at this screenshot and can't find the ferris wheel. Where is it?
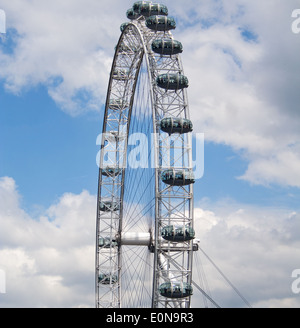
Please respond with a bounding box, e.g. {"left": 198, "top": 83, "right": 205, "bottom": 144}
{"left": 96, "top": 1, "right": 198, "bottom": 308}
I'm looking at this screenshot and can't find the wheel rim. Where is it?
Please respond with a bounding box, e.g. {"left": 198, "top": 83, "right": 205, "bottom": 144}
{"left": 96, "top": 4, "right": 195, "bottom": 308}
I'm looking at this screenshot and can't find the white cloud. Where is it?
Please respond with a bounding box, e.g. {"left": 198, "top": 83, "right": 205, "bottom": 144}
{"left": 173, "top": 0, "right": 300, "bottom": 187}
{"left": 239, "top": 150, "right": 300, "bottom": 187}
{"left": 1, "top": 176, "right": 300, "bottom": 307}
{"left": 1, "top": 0, "right": 300, "bottom": 186}
{"left": 193, "top": 200, "right": 300, "bottom": 308}
{"left": 0, "top": 176, "right": 96, "bottom": 307}
{"left": 1, "top": 0, "right": 300, "bottom": 305}
{"left": 0, "top": 0, "right": 128, "bottom": 115}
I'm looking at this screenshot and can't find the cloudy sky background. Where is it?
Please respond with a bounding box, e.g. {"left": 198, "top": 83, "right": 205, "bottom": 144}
{"left": 0, "top": 0, "right": 300, "bottom": 307}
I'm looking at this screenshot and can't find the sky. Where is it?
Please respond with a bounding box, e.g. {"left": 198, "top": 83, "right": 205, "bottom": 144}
{"left": 0, "top": 0, "right": 300, "bottom": 308}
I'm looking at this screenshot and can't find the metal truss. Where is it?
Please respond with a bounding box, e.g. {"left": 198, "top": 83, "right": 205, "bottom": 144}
{"left": 96, "top": 13, "right": 195, "bottom": 309}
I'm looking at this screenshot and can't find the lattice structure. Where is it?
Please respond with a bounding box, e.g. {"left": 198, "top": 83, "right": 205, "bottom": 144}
{"left": 96, "top": 2, "right": 196, "bottom": 308}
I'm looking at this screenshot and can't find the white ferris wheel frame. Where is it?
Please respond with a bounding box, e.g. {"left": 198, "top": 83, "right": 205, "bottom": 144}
{"left": 96, "top": 13, "right": 196, "bottom": 309}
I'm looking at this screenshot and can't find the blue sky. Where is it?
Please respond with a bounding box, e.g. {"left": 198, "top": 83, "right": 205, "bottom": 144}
{"left": 1, "top": 82, "right": 299, "bottom": 214}
{"left": 0, "top": 0, "right": 300, "bottom": 308}
{"left": 0, "top": 83, "right": 100, "bottom": 212}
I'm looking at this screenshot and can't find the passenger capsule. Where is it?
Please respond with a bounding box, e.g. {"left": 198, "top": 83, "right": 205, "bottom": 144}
{"left": 159, "top": 282, "right": 193, "bottom": 298}
{"left": 146, "top": 15, "right": 176, "bottom": 32}
{"left": 120, "top": 22, "right": 129, "bottom": 32}
{"left": 160, "top": 117, "right": 193, "bottom": 135}
{"left": 117, "top": 43, "right": 139, "bottom": 54}
{"left": 98, "top": 273, "right": 118, "bottom": 285}
{"left": 113, "top": 68, "right": 129, "bottom": 81}
{"left": 156, "top": 73, "right": 189, "bottom": 90}
{"left": 133, "top": 1, "right": 151, "bottom": 13}
{"left": 161, "top": 225, "right": 195, "bottom": 242}
{"left": 101, "top": 167, "right": 122, "bottom": 177}
{"left": 99, "top": 201, "right": 120, "bottom": 212}
{"left": 126, "top": 8, "right": 140, "bottom": 20}
{"left": 161, "top": 169, "right": 195, "bottom": 186}
{"left": 108, "top": 99, "right": 129, "bottom": 111}
{"left": 98, "top": 237, "right": 118, "bottom": 248}
{"left": 105, "top": 131, "right": 126, "bottom": 142}
{"left": 152, "top": 39, "right": 183, "bottom": 56}
{"left": 133, "top": 2, "right": 168, "bottom": 17}
{"left": 117, "top": 43, "right": 131, "bottom": 53}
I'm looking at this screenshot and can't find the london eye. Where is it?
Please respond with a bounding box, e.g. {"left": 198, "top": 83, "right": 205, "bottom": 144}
{"left": 96, "top": 1, "right": 197, "bottom": 308}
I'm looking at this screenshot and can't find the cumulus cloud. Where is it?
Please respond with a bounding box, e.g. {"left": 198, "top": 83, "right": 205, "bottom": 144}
{"left": 1, "top": 176, "right": 299, "bottom": 307}
{"left": 173, "top": 0, "right": 300, "bottom": 187}
{"left": 0, "top": 0, "right": 129, "bottom": 115}
{"left": 193, "top": 201, "right": 300, "bottom": 308}
{"left": 1, "top": 0, "right": 300, "bottom": 187}
{"left": 1, "top": 0, "right": 300, "bottom": 306}
{"left": 0, "top": 176, "right": 96, "bottom": 307}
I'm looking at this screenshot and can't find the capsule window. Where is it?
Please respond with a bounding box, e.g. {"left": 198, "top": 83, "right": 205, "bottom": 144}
{"left": 98, "top": 274, "right": 118, "bottom": 285}
{"left": 175, "top": 227, "right": 184, "bottom": 236}
{"left": 161, "top": 225, "right": 195, "bottom": 242}
{"left": 120, "top": 22, "right": 129, "bottom": 32}
{"left": 100, "top": 201, "right": 120, "bottom": 212}
{"left": 159, "top": 282, "right": 193, "bottom": 298}
{"left": 99, "top": 237, "right": 117, "bottom": 248}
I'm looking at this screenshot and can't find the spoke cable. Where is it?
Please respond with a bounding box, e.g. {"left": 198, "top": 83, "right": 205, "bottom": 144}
{"left": 199, "top": 247, "right": 252, "bottom": 308}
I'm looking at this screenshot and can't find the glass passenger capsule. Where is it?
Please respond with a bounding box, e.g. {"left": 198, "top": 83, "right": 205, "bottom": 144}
{"left": 113, "top": 68, "right": 129, "bottom": 81}
{"left": 161, "top": 169, "right": 195, "bottom": 186}
{"left": 146, "top": 15, "right": 176, "bottom": 32}
{"left": 133, "top": 1, "right": 150, "bottom": 13}
{"left": 133, "top": 2, "right": 168, "bottom": 17}
{"left": 156, "top": 73, "right": 189, "bottom": 90}
{"left": 101, "top": 167, "right": 122, "bottom": 177}
{"left": 133, "top": 1, "right": 150, "bottom": 11}
{"left": 117, "top": 43, "right": 139, "bottom": 54}
{"left": 108, "top": 99, "right": 129, "bottom": 111}
{"left": 159, "top": 282, "right": 193, "bottom": 298}
{"left": 98, "top": 237, "right": 118, "bottom": 248}
{"left": 99, "top": 201, "right": 120, "bottom": 212}
{"left": 104, "top": 131, "right": 126, "bottom": 142}
{"left": 126, "top": 8, "right": 140, "bottom": 20}
{"left": 117, "top": 43, "right": 131, "bottom": 53}
{"left": 120, "top": 22, "right": 129, "bottom": 32}
{"left": 160, "top": 117, "right": 193, "bottom": 135}
{"left": 161, "top": 225, "right": 195, "bottom": 242}
{"left": 98, "top": 273, "right": 118, "bottom": 285}
{"left": 152, "top": 39, "right": 183, "bottom": 56}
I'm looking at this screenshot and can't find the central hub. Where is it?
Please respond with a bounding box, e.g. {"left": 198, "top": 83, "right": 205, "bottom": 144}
{"left": 120, "top": 231, "right": 152, "bottom": 247}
